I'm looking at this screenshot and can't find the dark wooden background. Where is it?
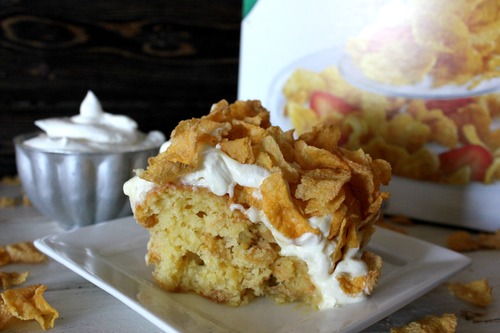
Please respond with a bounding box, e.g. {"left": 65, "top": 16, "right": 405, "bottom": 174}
{"left": 0, "top": 0, "right": 242, "bottom": 176}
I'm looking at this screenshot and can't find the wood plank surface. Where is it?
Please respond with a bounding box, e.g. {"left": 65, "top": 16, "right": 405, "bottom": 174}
{"left": 0, "top": 0, "right": 242, "bottom": 176}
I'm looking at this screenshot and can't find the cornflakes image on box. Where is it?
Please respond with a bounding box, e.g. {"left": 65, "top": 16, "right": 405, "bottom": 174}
{"left": 239, "top": 0, "right": 500, "bottom": 231}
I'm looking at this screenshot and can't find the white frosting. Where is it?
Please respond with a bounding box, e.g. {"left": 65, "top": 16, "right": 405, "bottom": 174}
{"left": 24, "top": 91, "right": 165, "bottom": 152}
{"left": 124, "top": 144, "right": 370, "bottom": 309}
{"left": 179, "top": 145, "right": 270, "bottom": 197}
{"left": 124, "top": 144, "right": 269, "bottom": 209}
{"left": 230, "top": 205, "right": 367, "bottom": 309}
{"left": 123, "top": 170, "right": 156, "bottom": 213}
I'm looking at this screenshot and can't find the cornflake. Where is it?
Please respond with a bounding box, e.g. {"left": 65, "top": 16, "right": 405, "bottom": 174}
{"left": 1, "top": 284, "right": 59, "bottom": 330}
{"left": 347, "top": 0, "right": 500, "bottom": 88}
{"left": 447, "top": 231, "right": 480, "bottom": 252}
{"left": 0, "top": 197, "right": 15, "bottom": 208}
{"left": 390, "top": 313, "right": 457, "bottom": 333}
{"left": 447, "top": 230, "right": 500, "bottom": 252}
{"left": 0, "top": 297, "right": 15, "bottom": 329}
{"left": 282, "top": 62, "right": 500, "bottom": 186}
{"left": 447, "top": 278, "right": 493, "bottom": 307}
{"left": 6, "top": 242, "right": 47, "bottom": 264}
{"left": 0, "top": 272, "right": 29, "bottom": 290}
{"left": 477, "top": 230, "right": 500, "bottom": 249}
{"left": 377, "top": 214, "right": 413, "bottom": 234}
{"left": 0, "top": 246, "right": 10, "bottom": 267}
{"left": 0, "top": 175, "right": 20, "bottom": 186}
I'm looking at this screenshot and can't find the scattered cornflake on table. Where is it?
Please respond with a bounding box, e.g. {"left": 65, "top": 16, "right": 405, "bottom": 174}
{"left": 0, "top": 247, "right": 10, "bottom": 267}
{"left": 0, "top": 196, "right": 16, "bottom": 208}
{"left": 447, "top": 278, "right": 493, "bottom": 307}
{"left": 0, "top": 284, "right": 59, "bottom": 330}
{"left": 0, "top": 242, "right": 48, "bottom": 267}
{"left": 22, "top": 194, "right": 31, "bottom": 207}
{"left": 447, "top": 231, "right": 479, "bottom": 252}
{"left": 477, "top": 230, "right": 500, "bottom": 249}
{"left": 0, "top": 175, "right": 31, "bottom": 208}
{"left": 447, "top": 230, "right": 500, "bottom": 252}
{"left": 6, "top": 242, "right": 47, "bottom": 264}
{"left": 387, "top": 214, "right": 414, "bottom": 225}
{"left": 378, "top": 215, "right": 413, "bottom": 234}
{"left": 0, "top": 297, "right": 16, "bottom": 329}
{"left": 0, "top": 241, "right": 54, "bottom": 330}
{"left": 0, "top": 272, "right": 29, "bottom": 290}
{"left": 0, "top": 175, "right": 20, "bottom": 186}
{"left": 390, "top": 313, "right": 457, "bottom": 333}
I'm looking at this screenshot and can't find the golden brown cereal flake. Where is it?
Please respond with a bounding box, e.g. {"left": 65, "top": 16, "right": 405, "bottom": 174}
{"left": 361, "top": 251, "right": 383, "bottom": 294}
{"left": 447, "top": 278, "right": 493, "bottom": 307}
{"left": 219, "top": 137, "right": 254, "bottom": 164}
{"left": 387, "top": 214, "right": 414, "bottom": 225}
{"left": 477, "top": 230, "right": 500, "bottom": 249}
{"left": 447, "top": 231, "right": 480, "bottom": 252}
{"left": 336, "top": 274, "right": 366, "bottom": 296}
{"left": 0, "top": 247, "right": 10, "bottom": 267}
{"left": 0, "top": 175, "right": 20, "bottom": 186}
{"left": 1, "top": 284, "right": 59, "bottom": 330}
{"left": 22, "top": 194, "right": 31, "bottom": 207}
{"left": 391, "top": 313, "right": 458, "bottom": 333}
{"left": 0, "top": 197, "right": 15, "bottom": 208}
{"left": 260, "top": 172, "right": 319, "bottom": 239}
{"left": 259, "top": 134, "right": 299, "bottom": 183}
{"left": 0, "top": 297, "right": 16, "bottom": 330}
{"left": 376, "top": 215, "right": 411, "bottom": 234}
{"left": 447, "top": 229, "right": 500, "bottom": 252}
{"left": 142, "top": 100, "right": 273, "bottom": 186}
{"left": 0, "top": 272, "right": 29, "bottom": 290}
{"left": 336, "top": 251, "right": 382, "bottom": 296}
{"left": 6, "top": 242, "right": 47, "bottom": 264}
{"left": 295, "top": 168, "right": 350, "bottom": 216}
{"left": 348, "top": 0, "right": 500, "bottom": 88}
{"left": 282, "top": 57, "right": 500, "bottom": 186}
{"left": 298, "top": 120, "right": 343, "bottom": 152}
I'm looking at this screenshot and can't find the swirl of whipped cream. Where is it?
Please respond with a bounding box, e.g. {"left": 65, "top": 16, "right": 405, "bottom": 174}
{"left": 24, "top": 91, "right": 165, "bottom": 152}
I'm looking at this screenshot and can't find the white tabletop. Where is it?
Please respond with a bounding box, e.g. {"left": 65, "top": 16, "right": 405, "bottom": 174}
{"left": 0, "top": 183, "right": 498, "bottom": 333}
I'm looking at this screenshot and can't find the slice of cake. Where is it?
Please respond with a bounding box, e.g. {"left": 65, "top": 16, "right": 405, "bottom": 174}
{"left": 124, "top": 100, "right": 391, "bottom": 309}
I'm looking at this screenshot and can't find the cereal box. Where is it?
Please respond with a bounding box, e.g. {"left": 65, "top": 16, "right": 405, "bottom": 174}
{"left": 238, "top": 0, "right": 500, "bottom": 232}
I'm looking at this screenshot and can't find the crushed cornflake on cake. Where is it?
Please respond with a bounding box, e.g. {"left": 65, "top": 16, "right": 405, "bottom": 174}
{"left": 124, "top": 100, "right": 391, "bottom": 309}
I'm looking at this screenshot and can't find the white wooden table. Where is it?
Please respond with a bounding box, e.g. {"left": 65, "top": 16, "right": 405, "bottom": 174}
{"left": 1, "top": 183, "right": 498, "bottom": 332}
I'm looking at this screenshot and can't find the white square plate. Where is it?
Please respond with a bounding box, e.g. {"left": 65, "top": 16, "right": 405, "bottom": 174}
{"left": 35, "top": 216, "right": 470, "bottom": 333}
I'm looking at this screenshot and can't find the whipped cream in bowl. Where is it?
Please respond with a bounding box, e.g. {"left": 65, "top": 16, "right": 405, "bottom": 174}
{"left": 24, "top": 91, "right": 165, "bottom": 153}
{"left": 14, "top": 91, "right": 165, "bottom": 229}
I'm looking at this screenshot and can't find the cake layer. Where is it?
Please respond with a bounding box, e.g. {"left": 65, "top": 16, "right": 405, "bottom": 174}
{"left": 135, "top": 184, "right": 321, "bottom": 306}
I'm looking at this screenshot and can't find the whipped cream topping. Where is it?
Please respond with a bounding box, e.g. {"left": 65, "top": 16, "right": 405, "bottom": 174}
{"left": 231, "top": 205, "right": 367, "bottom": 309}
{"left": 124, "top": 143, "right": 269, "bottom": 210}
{"left": 24, "top": 91, "right": 165, "bottom": 152}
{"left": 123, "top": 144, "right": 369, "bottom": 309}
{"left": 179, "top": 144, "right": 270, "bottom": 197}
